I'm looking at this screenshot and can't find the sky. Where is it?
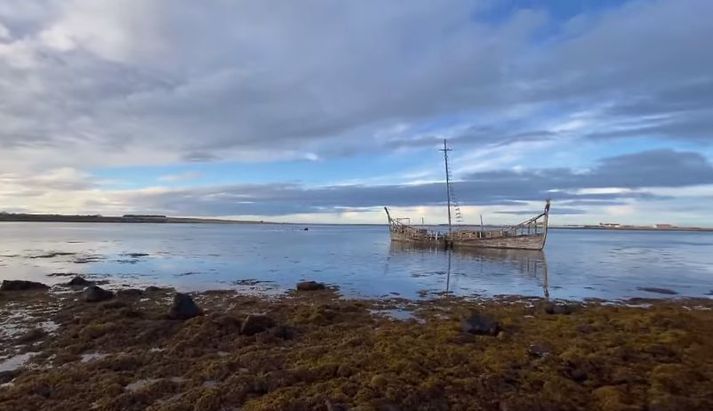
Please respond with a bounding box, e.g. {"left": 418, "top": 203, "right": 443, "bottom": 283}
{"left": 1, "top": 0, "right": 712, "bottom": 226}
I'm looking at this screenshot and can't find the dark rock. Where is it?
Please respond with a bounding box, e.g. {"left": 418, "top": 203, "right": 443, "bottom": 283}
{"left": 325, "top": 399, "right": 349, "bottom": 411}
{"left": 99, "top": 300, "right": 128, "bottom": 310}
{"left": 270, "top": 325, "right": 296, "bottom": 340}
{"left": 145, "top": 286, "right": 163, "bottom": 293}
{"left": 168, "top": 293, "right": 201, "bottom": 320}
{"left": 303, "top": 227, "right": 309, "bottom": 231}
{"left": 374, "top": 401, "right": 401, "bottom": 411}
{"left": 461, "top": 312, "right": 501, "bottom": 336}
{"left": 18, "top": 328, "right": 47, "bottom": 343}
{"left": 122, "top": 253, "right": 149, "bottom": 258}
{"left": 84, "top": 285, "right": 114, "bottom": 302}
{"left": 116, "top": 288, "right": 143, "bottom": 298}
{"left": 0, "top": 370, "right": 20, "bottom": 384}
{"left": 527, "top": 343, "right": 552, "bottom": 359}
{"left": 0, "top": 280, "right": 49, "bottom": 292}
{"left": 576, "top": 324, "right": 595, "bottom": 334}
{"left": 296, "top": 281, "right": 326, "bottom": 291}
{"left": 66, "top": 276, "right": 93, "bottom": 287}
{"left": 544, "top": 302, "right": 576, "bottom": 315}
{"left": 566, "top": 367, "right": 588, "bottom": 383}
{"left": 637, "top": 287, "right": 678, "bottom": 295}
{"left": 240, "top": 314, "right": 276, "bottom": 335}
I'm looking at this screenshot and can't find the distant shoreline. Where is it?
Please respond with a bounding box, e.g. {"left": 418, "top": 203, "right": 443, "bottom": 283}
{"left": 550, "top": 225, "right": 713, "bottom": 233}
{"left": 0, "top": 213, "right": 270, "bottom": 225}
{"left": 1, "top": 213, "right": 712, "bottom": 232}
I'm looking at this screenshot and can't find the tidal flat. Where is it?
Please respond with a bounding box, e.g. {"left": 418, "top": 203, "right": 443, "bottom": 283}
{"left": 1, "top": 282, "right": 712, "bottom": 411}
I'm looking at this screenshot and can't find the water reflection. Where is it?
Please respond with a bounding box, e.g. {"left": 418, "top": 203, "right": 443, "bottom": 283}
{"left": 388, "top": 242, "right": 550, "bottom": 299}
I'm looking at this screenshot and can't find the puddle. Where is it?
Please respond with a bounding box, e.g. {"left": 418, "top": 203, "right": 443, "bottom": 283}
{"left": 370, "top": 309, "right": 422, "bottom": 323}
{"left": 124, "top": 377, "right": 186, "bottom": 392}
{"left": 125, "top": 378, "right": 161, "bottom": 392}
{"left": 0, "top": 352, "right": 39, "bottom": 372}
{"left": 81, "top": 353, "right": 110, "bottom": 363}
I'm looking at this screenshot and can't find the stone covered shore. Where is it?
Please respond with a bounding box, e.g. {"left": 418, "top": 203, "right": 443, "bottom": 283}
{"left": 1, "top": 278, "right": 713, "bottom": 411}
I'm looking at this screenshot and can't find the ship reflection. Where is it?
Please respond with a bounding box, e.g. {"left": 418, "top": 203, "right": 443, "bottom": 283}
{"left": 388, "top": 242, "right": 550, "bottom": 299}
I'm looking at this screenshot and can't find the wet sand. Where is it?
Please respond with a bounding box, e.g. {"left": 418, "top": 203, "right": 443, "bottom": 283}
{"left": 1, "top": 283, "right": 713, "bottom": 411}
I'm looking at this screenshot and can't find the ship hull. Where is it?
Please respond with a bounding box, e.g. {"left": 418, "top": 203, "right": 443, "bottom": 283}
{"left": 451, "top": 233, "right": 546, "bottom": 251}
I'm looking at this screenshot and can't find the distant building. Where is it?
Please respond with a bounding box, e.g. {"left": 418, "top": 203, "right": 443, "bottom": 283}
{"left": 122, "top": 214, "right": 167, "bottom": 219}
{"left": 599, "top": 223, "right": 622, "bottom": 228}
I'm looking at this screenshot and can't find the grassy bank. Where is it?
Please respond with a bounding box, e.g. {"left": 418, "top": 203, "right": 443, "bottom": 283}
{"left": 1, "top": 284, "right": 712, "bottom": 410}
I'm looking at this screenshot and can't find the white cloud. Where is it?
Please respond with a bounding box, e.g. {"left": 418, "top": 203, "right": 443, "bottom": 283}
{"left": 1, "top": 0, "right": 712, "bottom": 223}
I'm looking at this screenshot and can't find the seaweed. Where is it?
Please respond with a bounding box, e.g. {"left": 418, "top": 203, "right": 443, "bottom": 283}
{"left": 0, "top": 288, "right": 712, "bottom": 410}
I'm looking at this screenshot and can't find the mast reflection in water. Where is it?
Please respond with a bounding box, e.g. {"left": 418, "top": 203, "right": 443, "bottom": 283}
{"left": 388, "top": 242, "right": 550, "bottom": 299}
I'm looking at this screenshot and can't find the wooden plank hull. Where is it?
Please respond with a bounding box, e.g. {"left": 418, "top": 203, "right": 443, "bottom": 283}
{"left": 451, "top": 233, "right": 546, "bottom": 251}
{"left": 389, "top": 229, "right": 448, "bottom": 248}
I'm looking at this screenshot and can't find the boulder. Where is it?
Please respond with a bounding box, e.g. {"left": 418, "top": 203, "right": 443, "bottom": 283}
{"left": 0, "top": 280, "right": 49, "bottom": 292}
{"left": 270, "top": 325, "right": 296, "bottom": 340}
{"left": 0, "top": 370, "right": 20, "bottom": 384}
{"left": 240, "top": 314, "right": 276, "bottom": 336}
{"left": 117, "top": 288, "right": 144, "bottom": 298}
{"left": 296, "top": 281, "right": 326, "bottom": 291}
{"left": 84, "top": 285, "right": 114, "bottom": 302}
{"left": 527, "top": 343, "right": 552, "bottom": 359}
{"left": 168, "top": 293, "right": 201, "bottom": 320}
{"left": 461, "top": 312, "right": 501, "bottom": 336}
{"left": 325, "top": 400, "right": 349, "bottom": 411}
{"left": 637, "top": 287, "right": 678, "bottom": 295}
{"left": 544, "top": 302, "right": 576, "bottom": 315}
{"left": 66, "top": 276, "right": 92, "bottom": 287}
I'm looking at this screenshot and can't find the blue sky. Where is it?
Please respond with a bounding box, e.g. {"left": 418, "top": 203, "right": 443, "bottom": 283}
{"left": 1, "top": 0, "right": 712, "bottom": 225}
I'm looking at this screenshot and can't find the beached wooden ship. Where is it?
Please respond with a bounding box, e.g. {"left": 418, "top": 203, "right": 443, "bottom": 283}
{"left": 384, "top": 140, "right": 551, "bottom": 251}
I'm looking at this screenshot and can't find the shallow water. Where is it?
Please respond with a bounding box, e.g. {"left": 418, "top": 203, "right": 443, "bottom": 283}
{"left": 0, "top": 222, "right": 712, "bottom": 300}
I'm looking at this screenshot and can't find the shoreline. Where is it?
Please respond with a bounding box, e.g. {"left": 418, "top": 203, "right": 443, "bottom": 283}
{"left": 1, "top": 280, "right": 713, "bottom": 410}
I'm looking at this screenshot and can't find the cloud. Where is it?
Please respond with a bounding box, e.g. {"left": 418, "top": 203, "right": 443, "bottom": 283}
{"left": 1, "top": 0, "right": 713, "bottom": 225}
{"left": 2, "top": 0, "right": 711, "bottom": 174}
{"left": 21, "top": 149, "right": 699, "bottom": 217}
{"left": 157, "top": 171, "right": 202, "bottom": 182}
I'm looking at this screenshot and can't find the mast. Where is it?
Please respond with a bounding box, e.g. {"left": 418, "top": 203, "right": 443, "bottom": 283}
{"left": 440, "top": 139, "right": 453, "bottom": 234}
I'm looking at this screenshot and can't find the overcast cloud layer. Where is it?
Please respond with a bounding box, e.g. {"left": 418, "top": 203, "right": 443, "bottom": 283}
{"left": 1, "top": 0, "right": 712, "bottom": 224}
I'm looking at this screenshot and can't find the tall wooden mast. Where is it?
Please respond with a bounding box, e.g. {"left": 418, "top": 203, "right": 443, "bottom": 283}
{"left": 439, "top": 139, "right": 453, "bottom": 234}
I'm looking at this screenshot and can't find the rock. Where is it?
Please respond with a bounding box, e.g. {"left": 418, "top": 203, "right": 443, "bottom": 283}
{"left": 566, "top": 367, "right": 588, "bottom": 383}
{"left": 116, "top": 288, "right": 143, "bottom": 298}
{"left": 303, "top": 227, "right": 309, "bottom": 231}
{"left": 527, "top": 343, "right": 552, "bottom": 359}
{"left": 370, "top": 374, "right": 388, "bottom": 388}
{"left": 168, "top": 293, "right": 201, "bottom": 320}
{"left": 18, "top": 328, "right": 47, "bottom": 343}
{"left": 637, "top": 287, "right": 678, "bottom": 295}
{"left": 325, "top": 400, "right": 349, "bottom": 411}
{"left": 66, "top": 276, "right": 92, "bottom": 287}
{"left": 576, "top": 324, "right": 595, "bottom": 334}
{"left": 0, "top": 280, "right": 49, "bottom": 292}
{"left": 296, "top": 281, "right": 326, "bottom": 291}
{"left": 0, "top": 370, "right": 20, "bottom": 384}
{"left": 270, "top": 325, "right": 296, "bottom": 340}
{"left": 84, "top": 285, "right": 114, "bottom": 302}
{"left": 461, "top": 312, "right": 501, "bottom": 336}
{"left": 145, "top": 286, "right": 163, "bottom": 293}
{"left": 122, "top": 253, "right": 149, "bottom": 258}
{"left": 99, "top": 300, "right": 128, "bottom": 310}
{"left": 544, "top": 302, "right": 576, "bottom": 315}
{"left": 240, "top": 314, "right": 276, "bottom": 336}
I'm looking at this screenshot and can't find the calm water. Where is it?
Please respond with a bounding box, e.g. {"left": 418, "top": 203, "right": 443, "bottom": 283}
{"left": 1, "top": 222, "right": 712, "bottom": 300}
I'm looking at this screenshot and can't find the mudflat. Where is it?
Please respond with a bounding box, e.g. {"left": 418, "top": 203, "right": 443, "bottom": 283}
{"left": 1, "top": 283, "right": 712, "bottom": 411}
